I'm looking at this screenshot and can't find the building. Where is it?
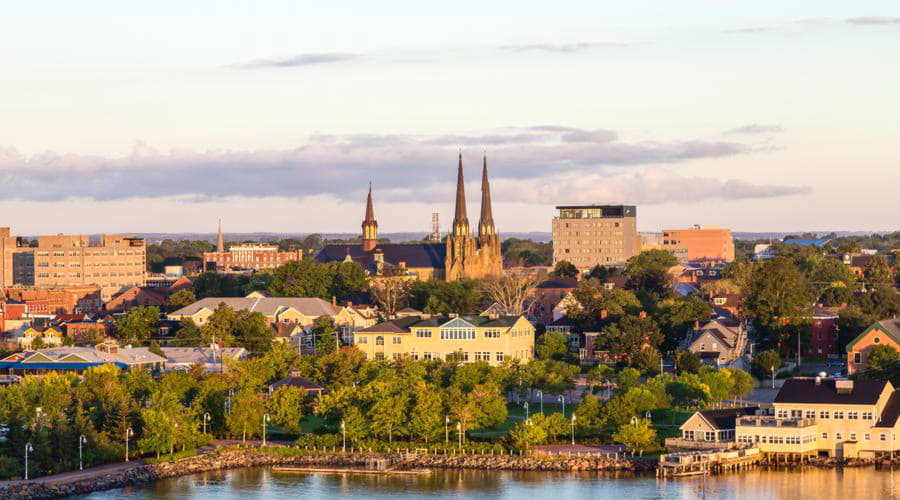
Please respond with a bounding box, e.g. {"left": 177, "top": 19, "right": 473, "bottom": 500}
{"left": 160, "top": 347, "right": 248, "bottom": 372}
{"left": 661, "top": 226, "right": 735, "bottom": 263}
{"left": 315, "top": 154, "right": 503, "bottom": 281}
{"left": 4, "top": 285, "right": 103, "bottom": 315}
{"left": 0, "top": 227, "right": 34, "bottom": 287}
{"left": 735, "top": 378, "right": 900, "bottom": 459}
{"left": 668, "top": 407, "right": 759, "bottom": 450}
{"left": 524, "top": 277, "right": 578, "bottom": 324}
{"left": 551, "top": 205, "right": 638, "bottom": 270}
{"left": 203, "top": 222, "right": 303, "bottom": 272}
{"left": 0, "top": 343, "right": 165, "bottom": 375}
{"left": 684, "top": 317, "right": 747, "bottom": 367}
{"left": 268, "top": 370, "right": 326, "bottom": 397}
{"left": 846, "top": 318, "right": 900, "bottom": 375}
{"left": 103, "top": 277, "right": 192, "bottom": 314}
{"left": 15, "top": 325, "right": 64, "bottom": 348}
{"left": 806, "top": 307, "right": 841, "bottom": 358}
{"left": 353, "top": 314, "right": 535, "bottom": 365}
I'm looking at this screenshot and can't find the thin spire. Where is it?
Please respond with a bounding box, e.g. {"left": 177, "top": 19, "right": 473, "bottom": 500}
{"left": 216, "top": 219, "right": 224, "bottom": 253}
{"left": 452, "top": 152, "right": 468, "bottom": 233}
{"left": 479, "top": 152, "right": 494, "bottom": 236}
{"left": 361, "top": 182, "right": 378, "bottom": 251}
{"left": 364, "top": 182, "right": 375, "bottom": 223}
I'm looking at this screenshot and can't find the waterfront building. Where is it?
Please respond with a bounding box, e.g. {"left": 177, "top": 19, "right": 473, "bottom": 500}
{"left": 668, "top": 407, "right": 759, "bottom": 450}
{"left": 551, "top": 205, "right": 638, "bottom": 271}
{"left": 661, "top": 226, "right": 735, "bottom": 263}
{"left": 845, "top": 318, "right": 900, "bottom": 375}
{"left": 0, "top": 342, "right": 165, "bottom": 375}
{"left": 203, "top": 222, "right": 302, "bottom": 272}
{"left": 315, "top": 154, "right": 503, "bottom": 281}
{"left": 353, "top": 313, "right": 534, "bottom": 365}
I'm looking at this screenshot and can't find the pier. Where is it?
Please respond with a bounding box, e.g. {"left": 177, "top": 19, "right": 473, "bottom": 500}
{"left": 657, "top": 446, "right": 762, "bottom": 477}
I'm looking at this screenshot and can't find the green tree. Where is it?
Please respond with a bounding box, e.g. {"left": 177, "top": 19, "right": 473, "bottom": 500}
{"left": 864, "top": 256, "right": 895, "bottom": 288}
{"left": 603, "top": 387, "right": 656, "bottom": 429}
{"left": 407, "top": 383, "right": 444, "bottom": 443}
{"left": 200, "top": 304, "right": 237, "bottom": 347}
{"left": 751, "top": 349, "right": 782, "bottom": 380}
{"left": 656, "top": 297, "right": 712, "bottom": 349}
{"left": 612, "top": 418, "right": 657, "bottom": 456}
{"left": 268, "top": 260, "right": 333, "bottom": 299}
{"left": 311, "top": 316, "right": 339, "bottom": 356}
{"left": 600, "top": 315, "right": 663, "bottom": 364}
{"left": 624, "top": 249, "right": 678, "bottom": 305}
{"left": 367, "top": 391, "right": 408, "bottom": 442}
{"left": 551, "top": 260, "right": 579, "bottom": 278}
{"left": 675, "top": 350, "right": 702, "bottom": 374}
{"left": 567, "top": 281, "right": 642, "bottom": 331}
{"left": 267, "top": 386, "right": 306, "bottom": 435}
{"left": 175, "top": 318, "right": 202, "bottom": 347}
{"left": 148, "top": 340, "right": 164, "bottom": 358}
{"left": 729, "top": 368, "right": 755, "bottom": 403}
{"left": 536, "top": 331, "right": 569, "bottom": 360}
{"left": 616, "top": 367, "right": 641, "bottom": 393}
{"left": 745, "top": 257, "right": 814, "bottom": 346}
{"left": 634, "top": 347, "right": 662, "bottom": 376}
{"left": 30, "top": 336, "right": 46, "bottom": 350}
{"left": 809, "top": 258, "right": 857, "bottom": 298}
{"left": 113, "top": 306, "right": 160, "bottom": 344}
{"left": 508, "top": 418, "right": 548, "bottom": 451}
{"left": 227, "top": 390, "right": 265, "bottom": 442}
{"left": 328, "top": 261, "right": 369, "bottom": 302}
{"left": 164, "top": 289, "right": 197, "bottom": 313}
{"left": 868, "top": 344, "right": 899, "bottom": 371}
{"left": 138, "top": 408, "right": 175, "bottom": 459}
{"left": 233, "top": 310, "right": 274, "bottom": 353}
{"left": 573, "top": 394, "right": 604, "bottom": 436}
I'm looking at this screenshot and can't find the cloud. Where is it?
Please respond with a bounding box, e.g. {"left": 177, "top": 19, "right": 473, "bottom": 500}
{"left": 724, "top": 124, "right": 783, "bottom": 135}
{"left": 0, "top": 126, "right": 800, "bottom": 206}
{"left": 500, "top": 42, "right": 629, "bottom": 53}
{"left": 232, "top": 53, "right": 357, "bottom": 69}
{"left": 845, "top": 17, "right": 900, "bottom": 25}
{"left": 722, "top": 27, "right": 773, "bottom": 35}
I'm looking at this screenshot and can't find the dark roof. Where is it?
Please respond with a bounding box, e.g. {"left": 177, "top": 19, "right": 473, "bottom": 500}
{"left": 269, "top": 374, "right": 325, "bottom": 393}
{"left": 698, "top": 407, "right": 759, "bottom": 430}
{"left": 315, "top": 243, "right": 446, "bottom": 269}
{"left": 358, "top": 314, "right": 524, "bottom": 334}
{"left": 535, "top": 277, "right": 578, "bottom": 289}
{"left": 698, "top": 351, "right": 721, "bottom": 359}
{"left": 875, "top": 391, "right": 900, "bottom": 428}
{"left": 775, "top": 378, "right": 888, "bottom": 405}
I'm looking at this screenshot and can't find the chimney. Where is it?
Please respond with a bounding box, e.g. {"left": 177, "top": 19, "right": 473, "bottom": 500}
{"left": 347, "top": 301, "right": 353, "bottom": 308}
{"left": 639, "top": 311, "right": 647, "bottom": 319}
{"left": 332, "top": 296, "right": 337, "bottom": 306}
{"left": 694, "top": 320, "right": 700, "bottom": 330}
{"left": 600, "top": 310, "right": 608, "bottom": 320}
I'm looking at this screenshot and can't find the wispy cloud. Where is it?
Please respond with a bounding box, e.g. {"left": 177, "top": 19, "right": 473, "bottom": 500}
{"left": 0, "top": 126, "right": 803, "bottom": 206}
{"left": 232, "top": 53, "right": 358, "bottom": 69}
{"left": 724, "top": 124, "right": 783, "bottom": 135}
{"left": 845, "top": 16, "right": 900, "bottom": 25}
{"left": 499, "top": 42, "right": 629, "bottom": 53}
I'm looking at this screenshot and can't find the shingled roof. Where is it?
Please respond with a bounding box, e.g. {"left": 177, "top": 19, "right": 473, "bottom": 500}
{"left": 170, "top": 297, "right": 339, "bottom": 318}
{"left": 775, "top": 378, "right": 888, "bottom": 405}
{"left": 315, "top": 243, "right": 446, "bottom": 269}
{"left": 698, "top": 406, "right": 759, "bottom": 430}
{"left": 358, "top": 314, "right": 524, "bottom": 334}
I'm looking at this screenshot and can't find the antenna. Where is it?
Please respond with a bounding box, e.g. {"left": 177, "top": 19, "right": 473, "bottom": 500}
{"left": 431, "top": 213, "right": 440, "bottom": 242}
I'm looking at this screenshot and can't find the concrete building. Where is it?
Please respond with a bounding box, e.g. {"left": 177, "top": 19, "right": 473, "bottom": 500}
{"left": 551, "top": 205, "right": 638, "bottom": 270}
{"left": 203, "top": 222, "right": 303, "bottom": 272}
{"left": 353, "top": 314, "right": 535, "bottom": 365}
{"left": 661, "top": 226, "right": 735, "bottom": 263}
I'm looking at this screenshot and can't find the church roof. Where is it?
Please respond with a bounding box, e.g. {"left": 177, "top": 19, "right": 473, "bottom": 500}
{"left": 315, "top": 243, "right": 446, "bottom": 269}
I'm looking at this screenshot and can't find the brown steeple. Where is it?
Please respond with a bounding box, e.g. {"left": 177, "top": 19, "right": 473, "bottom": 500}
{"left": 478, "top": 153, "right": 495, "bottom": 242}
{"left": 361, "top": 182, "right": 378, "bottom": 251}
{"left": 216, "top": 220, "right": 224, "bottom": 253}
{"left": 452, "top": 152, "right": 469, "bottom": 237}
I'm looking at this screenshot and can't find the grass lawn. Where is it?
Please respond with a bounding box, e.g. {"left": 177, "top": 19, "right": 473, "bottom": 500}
{"left": 300, "top": 414, "right": 326, "bottom": 434}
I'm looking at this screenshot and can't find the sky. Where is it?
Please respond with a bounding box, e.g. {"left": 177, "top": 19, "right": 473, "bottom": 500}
{"left": 1, "top": 1, "right": 899, "bottom": 235}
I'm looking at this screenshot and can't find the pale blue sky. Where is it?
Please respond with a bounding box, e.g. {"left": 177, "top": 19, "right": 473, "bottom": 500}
{"left": 1, "top": 2, "right": 898, "bottom": 234}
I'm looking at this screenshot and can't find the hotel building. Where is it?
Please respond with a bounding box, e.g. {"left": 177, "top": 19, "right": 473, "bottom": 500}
{"left": 551, "top": 205, "right": 638, "bottom": 270}
{"left": 661, "top": 225, "right": 735, "bottom": 263}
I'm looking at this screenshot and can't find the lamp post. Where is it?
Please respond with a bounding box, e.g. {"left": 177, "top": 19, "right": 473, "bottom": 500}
{"left": 262, "top": 413, "right": 270, "bottom": 447}
{"left": 445, "top": 416, "right": 449, "bottom": 444}
{"left": 770, "top": 366, "right": 775, "bottom": 390}
{"left": 536, "top": 390, "right": 544, "bottom": 414}
{"left": 225, "top": 389, "right": 234, "bottom": 416}
{"left": 125, "top": 427, "right": 133, "bottom": 462}
{"left": 203, "top": 413, "right": 211, "bottom": 435}
{"left": 558, "top": 395, "right": 566, "bottom": 417}
{"left": 456, "top": 422, "right": 462, "bottom": 449}
{"left": 341, "top": 419, "right": 346, "bottom": 452}
{"left": 570, "top": 414, "right": 577, "bottom": 445}
{"left": 79, "top": 435, "right": 87, "bottom": 470}
{"left": 24, "top": 442, "right": 33, "bottom": 480}
{"left": 523, "top": 401, "right": 529, "bottom": 420}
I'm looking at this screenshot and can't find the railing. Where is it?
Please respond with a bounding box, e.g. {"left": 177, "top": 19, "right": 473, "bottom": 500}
{"left": 737, "top": 417, "right": 815, "bottom": 428}
{"left": 664, "top": 438, "right": 734, "bottom": 450}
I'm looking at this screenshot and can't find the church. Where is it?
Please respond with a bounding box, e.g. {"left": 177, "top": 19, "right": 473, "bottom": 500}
{"left": 314, "top": 154, "right": 503, "bottom": 281}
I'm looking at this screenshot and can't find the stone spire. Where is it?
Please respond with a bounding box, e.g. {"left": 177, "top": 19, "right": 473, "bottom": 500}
{"left": 478, "top": 152, "right": 495, "bottom": 243}
{"left": 452, "top": 152, "right": 469, "bottom": 237}
{"left": 362, "top": 182, "right": 379, "bottom": 251}
{"left": 216, "top": 220, "right": 224, "bottom": 253}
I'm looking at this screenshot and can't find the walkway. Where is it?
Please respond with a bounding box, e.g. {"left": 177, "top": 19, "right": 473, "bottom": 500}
{"left": 0, "top": 459, "right": 144, "bottom": 487}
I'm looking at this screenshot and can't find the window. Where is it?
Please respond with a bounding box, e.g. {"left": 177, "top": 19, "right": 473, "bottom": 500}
{"left": 415, "top": 329, "right": 432, "bottom": 338}
{"left": 392, "top": 336, "right": 401, "bottom": 345}
{"left": 375, "top": 336, "right": 384, "bottom": 346}
{"left": 777, "top": 410, "right": 788, "bottom": 419}
{"left": 819, "top": 411, "right": 829, "bottom": 419}
{"left": 834, "top": 411, "right": 844, "bottom": 420}
{"left": 850, "top": 433, "right": 856, "bottom": 441}
{"left": 822, "top": 433, "right": 828, "bottom": 440}
{"left": 881, "top": 434, "right": 887, "bottom": 441}
{"left": 805, "top": 410, "right": 815, "bottom": 419}
{"left": 423, "top": 352, "right": 433, "bottom": 361}
{"left": 865, "top": 434, "right": 870, "bottom": 441}
{"left": 475, "top": 352, "right": 490, "bottom": 362}
{"left": 683, "top": 430, "right": 695, "bottom": 440}
{"left": 874, "top": 337, "right": 881, "bottom": 344}
{"left": 854, "top": 352, "right": 861, "bottom": 364}
{"left": 374, "top": 352, "right": 384, "bottom": 360}
{"left": 495, "top": 352, "right": 504, "bottom": 362}
{"left": 836, "top": 433, "right": 842, "bottom": 441}
{"left": 483, "top": 329, "right": 500, "bottom": 338}
{"left": 863, "top": 412, "right": 873, "bottom": 420}
{"left": 440, "top": 327, "right": 476, "bottom": 340}
{"left": 704, "top": 431, "right": 715, "bottom": 441}
{"left": 791, "top": 409, "right": 802, "bottom": 418}
{"left": 848, "top": 411, "right": 858, "bottom": 420}
{"left": 410, "top": 352, "right": 419, "bottom": 361}
{"left": 392, "top": 353, "right": 402, "bottom": 361}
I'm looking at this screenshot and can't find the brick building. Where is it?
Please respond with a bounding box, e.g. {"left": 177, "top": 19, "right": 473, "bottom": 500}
{"left": 203, "top": 222, "right": 303, "bottom": 272}
{"left": 661, "top": 225, "right": 735, "bottom": 263}
{"left": 552, "top": 205, "right": 638, "bottom": 270}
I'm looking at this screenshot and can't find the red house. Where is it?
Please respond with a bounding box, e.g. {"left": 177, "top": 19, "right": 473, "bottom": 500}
{"left": 805, "top": 307, "right": 840, "bottom": 357}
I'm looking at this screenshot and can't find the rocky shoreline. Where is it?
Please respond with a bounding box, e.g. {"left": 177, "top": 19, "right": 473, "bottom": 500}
{"left": 0, "top": 448, "right": 650, "bottom": 500}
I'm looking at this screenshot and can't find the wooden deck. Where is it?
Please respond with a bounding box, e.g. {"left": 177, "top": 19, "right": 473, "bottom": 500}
{"left": 658, "top": 446, "right": 761, "bottom": 477}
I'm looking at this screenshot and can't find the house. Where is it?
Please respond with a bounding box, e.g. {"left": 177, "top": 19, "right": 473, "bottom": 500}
{"left": 846, "top": 318, "right": 900, "bottom": 375}
{"left": 806, "top": 307, "right": 841, "bottom": 358}
{"left": 63, "top": 319, "right": 113, "bottom": 345}
{"left": 353, "top": 314, "right": 535, "bottom": 365}
{"left": 268, "top": 370, "right": 326, "bottom": 397}
{"left": 667, "top": 407, "right": 759, "bottom": 450}
{"left": 735, "top": 377, "right": 900, "bottom": 459}
{"left": 272, "top": 322, "right": 314, "bottom": 354}
{"left": 0, "top": 343, "right": 165, "bottom": 375}
{"left": 16, "top": 326, "right": 64, "bottom": 348}
{"left": 160, "top": 347, "right": 248, "bottom": 372}
{"left": 578, "top": 331, "right": 622, "bottom": 365}
{"left": 684, "top": 318, "right": 747, "bottom": 367}
{"left": 708, "top": 293, "right": 742, "bottom": 319}
{"left": 524, "top": 277, "right": 578, "bottom": 324}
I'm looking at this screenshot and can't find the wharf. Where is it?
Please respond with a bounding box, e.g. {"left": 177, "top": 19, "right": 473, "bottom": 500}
{"left": 658, "top": 446, "right": 761, "bottom": 477}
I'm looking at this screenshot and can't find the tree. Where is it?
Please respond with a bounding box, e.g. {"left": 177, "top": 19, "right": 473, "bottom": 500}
{"left": 809, "top": 258, "right": 857, "bottom": 297}
{"left": 200, "top": 304, "right": 237, "bottom": 347}
{"left": 616, "top": 367, "right": 641, "bottom": 393}
{"left": 729, "top": 368, "right": 755, "bottom": 403}
{"left": 267, "top": 386, "right": 306, "bottom": 435}
{"left": 536, "top": 331, "right": 569, "bottom": 361}
{"left": 567, "top": 280, "right": 642, "bottom": 330}
{"left": 410, "top": 280, "right": 481, "bottom": 315}
{"left": 481, "top": 273, "right": 538, "bottom": 316}
{"left": 30, "top": 336, "right": 46, "bottom": 350}
{"left": 675, "top": 350, "right": 702, "bottom": 374}
{"left": 634, "top": 348, "right": 662, "bottom": 376}
{"left": 164, "top": 289, "right": 196, "bottom": 313}
{"left": 744, "top": 257, "right": 814, "bottom": 346}
{"left": 656, "top": 297, "right": 712, "bottom": 348}
{"left": 311, "top": 316, "right": 339, "bottom": 356}
{"left": 551, "top": 260, "right": 579, "bottom": 278}
{"left": 148, "top": 340, "right": 165, "bottom": 358}
{"left": 751, "top": 349, "right": 782, "bottom": 380}
{"left": 138, "top": 408, "right": 175, "bottom": 459}
{"left": 573, "top": 394, "right": 604, "bottom": 436}
{"left": 113, "top": 306, "right": 160, "bottom": 344}
{"left": 868, "top": 345, "right": 899, "bottom": 371}
{"left": 328, "top": 262, "right": 369, "bottom": 302}
{"left": 367, "top": 391, "right": 408, "bottom": 442}
{"left": 175, "top": 318, "right": 202, "bottom": 347}
{"left": 603, "top": 387, "right": 656, "bottom": 429}
{"left": 268, "top": 260, "right": 332, "bottom": 299}
{"left": 600, "top": 315, "right": 663, "bottom": 364}
{"left": 612, "top": 418, "right": 657, "bottom": 456}
{"left": 624, "top": 249, "right": 678, "bottom": 305}
{"left": 233, "top": 310, "right": 274, "bottom": 353}
{"left": 407, "top": 383, "right": 443, "bottom": 443}
{"left": 864, "top": 256, "right": 895, "bottom": 288}
{"left": 508, "top": 418, "right": 548, "bottom": 451}
{"left": 370, "top": 270, "right": 413, "bottom": 317}
{"left": 227, "top": 390, "right": 264, "bottom": 442}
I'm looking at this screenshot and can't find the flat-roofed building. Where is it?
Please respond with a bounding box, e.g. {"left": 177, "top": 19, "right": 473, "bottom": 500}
{"left": 353, "top": 314, "right": 534, "bottom": 365}
{"left": 552, "top": 205, "right": 638, "bottom": 271}
{"left": 661, "top": 225, "right": 735, "bottom": 263}
{"left": 203, "top": 243, "right": 302, "bottom": 272}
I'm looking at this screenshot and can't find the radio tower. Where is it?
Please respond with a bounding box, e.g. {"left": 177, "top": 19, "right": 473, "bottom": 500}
{"left": 430, "top": 213, "right": 440, "bottom": 242}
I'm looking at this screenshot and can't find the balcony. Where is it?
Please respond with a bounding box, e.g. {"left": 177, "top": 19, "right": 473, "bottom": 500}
{"left": 737, "top": 417, "right": 816, "bottom": 428}
{"left": 664, "top": 438, "right": 735, "bottom": 450}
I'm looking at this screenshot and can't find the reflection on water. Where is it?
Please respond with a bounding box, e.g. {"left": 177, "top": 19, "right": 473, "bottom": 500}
{"left": 77, "top": 466, "right": 900, "bottom": 499}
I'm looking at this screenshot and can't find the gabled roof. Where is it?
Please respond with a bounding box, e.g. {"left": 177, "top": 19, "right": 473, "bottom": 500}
{"left": 270, "top": 374, "right": 325, "bottom": 393}
{"left": 875, "top": 391, "right": 900, "bottom": 428}
{"left": 534, "top": 277, "right": 578, "bottom": 289}
{"left": 358, "top": 314, "right": 526, "bottom": 334}
{"left": 170, "top": 297, "right": 339, "bottom": 318}
{"left": 775, "top": 378, "right": 888, "bottom": 405}
{"left": 846, "top": 319, "right": 900, "bottom": 352}
{"left": 315, "top": 243, "right": 446, "bottom": 269}
{"left": 161, "top": 347, "right": 248, "bottom": 364}
{"left": 697, "top": 406, "right": 759, "bottom": 430}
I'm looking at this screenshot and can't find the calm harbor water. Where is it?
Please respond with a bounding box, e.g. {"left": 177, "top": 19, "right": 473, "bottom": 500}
{"left": 77, "top": 466, "right": 900, "bottom": 499}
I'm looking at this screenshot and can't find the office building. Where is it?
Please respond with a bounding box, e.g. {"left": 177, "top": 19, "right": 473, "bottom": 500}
{"left": 551, "top": 205, "right": 638, "bottom": 270}
{"left": 661, "top": 225, "right": 735, "bottom": 263}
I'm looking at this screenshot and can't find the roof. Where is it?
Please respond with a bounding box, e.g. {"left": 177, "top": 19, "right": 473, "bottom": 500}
{"left": 775, "top": 378, "right": 889, "bottom": 405}
{"left": 698, "top": 407, "right": 759, "bottom": 430}
{"left": 315, "top": 243, "right": 446, "bottom": 269}
{"left": 846, "top": 319, "right": 900, "bottom": 352}
{"left": 534, "top": 277, "right": 578, "bottom": 289}
{"left": 161, "top": 347, "right": 248, "bottom": 365}
{"left": 270, "top": 374, "right": 325, "bottom": 393}
{"left": 358, "top": 314, "right": 526, "bottom": 334}
{"left": 783, "top": 237, "right": 830, "bottom": 247}
{"left": 0, "top": 346, "right": 164, "bottom": 369}
{"left": 170, "top": 297, "right": 339, "bottom": 318}
{"left": 875, "top": 391, "right": 900, "bottom": 428}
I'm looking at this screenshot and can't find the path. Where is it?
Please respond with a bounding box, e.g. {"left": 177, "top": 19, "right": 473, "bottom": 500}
{"left": 0, "top": 459, "right": 144, "bottom": 488}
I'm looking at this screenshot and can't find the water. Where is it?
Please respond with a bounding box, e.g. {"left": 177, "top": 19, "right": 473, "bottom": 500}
{"left": 78, "top": 466, "right": 900, "bottom": 499}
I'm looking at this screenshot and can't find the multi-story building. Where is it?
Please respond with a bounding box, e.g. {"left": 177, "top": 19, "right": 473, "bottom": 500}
{"left": 551, "top": 205, "right": 638, "bottom": 271}
{"left": 353, "top": 314, "right": 535, "bottom": 365}
{"left": 735, "top": 377, "right": 900, "bottom": 459}
{"left": 203, "top": 222, "right": 303, "bottom": 272}
{"left": 3, "top": 285, "right": 103, "bottom": 315}
{"left": 0, "top": 227, "right": 34, "bottom": 287}
{"left": 661, "top": 226, "right": 735, "bottom": 263}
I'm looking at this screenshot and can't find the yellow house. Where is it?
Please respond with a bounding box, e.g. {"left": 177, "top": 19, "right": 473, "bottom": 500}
{"left": 18, "top": 326, "right": 64, "bottom": 348}
{"left": 353, "top": 314, "right": 534, "bottom": 365}
{"left": 667, "top": 407, "right": 759, "bottom": 450}
{"left": 736, "top": 377, "right": 900, "bottom": 460}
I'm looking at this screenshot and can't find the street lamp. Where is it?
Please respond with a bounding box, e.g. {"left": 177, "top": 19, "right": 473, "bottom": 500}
{"left": 523, "top": 401, "right": 529, "bottom": 420}
{"left": 771, "top": 366, "right": 775, "bottom": 390}
{"left": 536, "top": 390, "right": 544, "bottom": 414}
{"left": 445, "top": 416, "right": 450, "bottom": 444}
{"left": 570, "top": 414, "right": 577, "bottom": 445}
{"left": 226, "top": 389, "right": 234, "bottom": 416}
{"left": 262, "top": 413, "right": 270, "bottom": 447}
{"left": 341, "top": 419, "right": 347, "bottom": 452}
{"left": 125, "top": 427, "right": 133, "bottom": 462}
{"left": 558, "top": 395, "right": 566, "bottom": 417}
{"left": 456, "top": 422, "right": 462, "bottom": 449}
{"left": 203, "top": 413, "right": 211, "bottom": 435}
{"left": 79, "top": 435, "right": 87, "bottom": 470}
{"left": 24, "top": 442, "right": 33, "bottom": 480}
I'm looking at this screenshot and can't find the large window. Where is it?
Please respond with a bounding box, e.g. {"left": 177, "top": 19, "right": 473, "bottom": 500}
{"left": 483, "top": 329, "right": 501, "bottom": 339}
{"left": 375, "top": 336, "right": 384, "bottom": 346}
{"left": 415, "top": 329, "right": 432, "bottom": 338}
{"left": 440, "top": 327, "right": 476, "bottom": 340}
